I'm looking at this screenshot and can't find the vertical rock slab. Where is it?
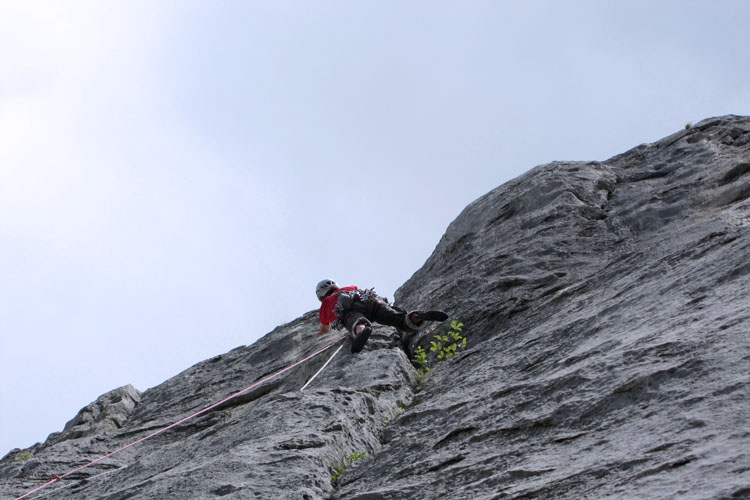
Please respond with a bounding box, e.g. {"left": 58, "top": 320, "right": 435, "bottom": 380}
{"left": 336, "top": 115, "right": 750, "bottom": 499}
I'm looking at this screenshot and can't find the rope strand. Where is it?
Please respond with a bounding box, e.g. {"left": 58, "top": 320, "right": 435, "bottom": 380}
{"left": 14, "top": 335, "right": 346, "bottom": 500}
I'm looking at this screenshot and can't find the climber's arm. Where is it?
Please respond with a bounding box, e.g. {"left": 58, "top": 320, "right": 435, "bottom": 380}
{"left": 317, "top": 322, "right": 331, "bottom": 337}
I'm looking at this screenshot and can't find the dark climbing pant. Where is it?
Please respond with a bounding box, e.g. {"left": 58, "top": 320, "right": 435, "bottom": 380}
{"left": 337, "top": 293, "right": 417, "bottom": 336}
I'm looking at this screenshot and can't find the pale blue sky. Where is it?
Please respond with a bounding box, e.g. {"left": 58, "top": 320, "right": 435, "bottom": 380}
{"left": 1, "top": 1, "right": 748, "bottom": 455}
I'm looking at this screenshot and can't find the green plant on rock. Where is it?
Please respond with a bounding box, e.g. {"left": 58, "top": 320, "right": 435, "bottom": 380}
{"left": 430, "top": 321, "right": 466, "bottom": 359}
{"left": 411, "top": 320, "right": 466, "bottom": 375}
{"left": 430, "top": 321, "right": 466, "bottom": 360}
{"left": 413, "top": 345, "right": 429, "bottom": 376}
{"left": 331, "top": 450, "right": 368, "bottom": 484}
{"left": 13, "top": 451, "right": 33, "bottom": 462}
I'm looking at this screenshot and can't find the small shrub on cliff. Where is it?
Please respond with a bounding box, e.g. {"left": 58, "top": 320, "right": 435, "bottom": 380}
{"left": 412, "top": 321, "right": 466, "bottom": 375}
{"left": 413, "top": 345, "right": 429, "bottom": 376}
{"left": 430, "top": 321, "right": 466, "bottom": 359}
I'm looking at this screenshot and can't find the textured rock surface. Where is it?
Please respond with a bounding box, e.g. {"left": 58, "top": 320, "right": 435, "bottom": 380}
{"left": 2, "top": 115, "right": 749, "bottom": 499}
{"left": 2, "top": 314, "right": 415, "bottom": 499}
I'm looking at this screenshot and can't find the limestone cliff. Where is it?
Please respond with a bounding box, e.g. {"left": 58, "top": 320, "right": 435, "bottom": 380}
{"left": 2, "top": 115, "right": 749, "bottom": 500}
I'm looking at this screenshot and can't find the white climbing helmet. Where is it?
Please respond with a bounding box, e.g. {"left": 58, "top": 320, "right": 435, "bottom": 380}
{"left": 316, "top": 279, "right": 338, "bottom": 301}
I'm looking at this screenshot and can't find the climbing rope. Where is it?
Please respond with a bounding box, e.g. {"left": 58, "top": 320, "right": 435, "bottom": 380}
{"left": 14, "top": 335, "right": 347, "bottom": 500}
{"left": 27, "top": 467, "right": 121, "bottom": 500}
{"left": 300, "top": 342, "right": 345, "bottom": 391}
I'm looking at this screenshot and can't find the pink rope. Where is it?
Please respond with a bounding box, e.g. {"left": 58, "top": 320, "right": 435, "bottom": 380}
{"left": 15, "top": 336, "right": 345, "bottom": 500}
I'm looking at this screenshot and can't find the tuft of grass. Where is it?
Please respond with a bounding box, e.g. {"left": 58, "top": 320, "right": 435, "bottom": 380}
{"left": 331, "top": 450, "right": 368, "bottom": 484}
{"left": 685, "top": 122, "right": 692, "bottom": 130}
{"left": 13, "top": 451, "right": 33, "bottom": 462}
{"left": 331, "top": 467, "right": 345, "bottom": 484}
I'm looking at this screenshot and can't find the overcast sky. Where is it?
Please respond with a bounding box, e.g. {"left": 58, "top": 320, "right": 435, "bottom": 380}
{"left": 1, "top": 1, "right": 748, "bottom": 456}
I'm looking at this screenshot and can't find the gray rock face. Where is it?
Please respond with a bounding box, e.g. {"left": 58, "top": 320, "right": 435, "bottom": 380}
{"left": 59, "top": 385, "right": 142, "bottom": 442}
{"left": 2, "top": 115, "right": 749, "bottom": 500}
{"left": 1, "top": 314, "right": 416, "bottom": 500}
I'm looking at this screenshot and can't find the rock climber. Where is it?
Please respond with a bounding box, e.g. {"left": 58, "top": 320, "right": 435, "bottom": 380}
{"left": 315, "top": 279, "right": 448, "bottom": 353}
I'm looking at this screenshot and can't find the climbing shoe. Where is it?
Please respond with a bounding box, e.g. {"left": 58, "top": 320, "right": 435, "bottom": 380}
{"left": 413, "top": 311, "right": 449, "bottom": 322}
{"left": 350, "top": 322, "right": 372, "bottom": 353}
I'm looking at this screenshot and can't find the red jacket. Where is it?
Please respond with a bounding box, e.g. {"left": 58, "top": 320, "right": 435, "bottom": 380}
{"left": 319, "top": 286, "right": 357, "bottom": 325}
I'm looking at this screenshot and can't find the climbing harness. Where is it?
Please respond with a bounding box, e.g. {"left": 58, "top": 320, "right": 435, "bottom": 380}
{"left": 14, "top": 336, "right": 346, "bottom": 500}
{"left": 332, "top": 287, "right": 383, "bottom": 330}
